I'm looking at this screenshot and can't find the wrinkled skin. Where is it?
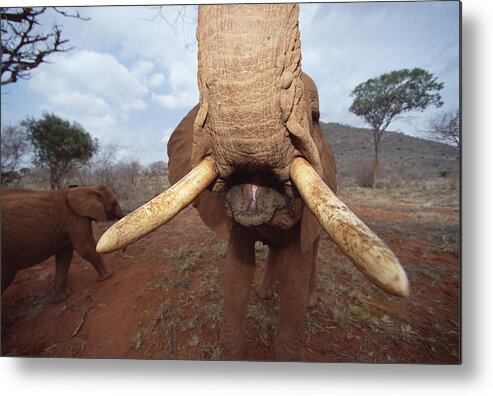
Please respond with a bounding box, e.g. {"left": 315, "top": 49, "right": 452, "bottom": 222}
{"left": 1, "top": 186, "right": 124, "bottom": 302}
{"left": 168, "top": 69, "right": 336, "bottom": 360}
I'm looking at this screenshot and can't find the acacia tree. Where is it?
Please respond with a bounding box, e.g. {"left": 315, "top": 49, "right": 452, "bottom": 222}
{"left": 23, "top": 112, "right": 98, "bottom": 189}
{"left": 427, "top": 108, "right": 460, "bottom": 149}
{"left": 1, "top": 123, "right": 30, "bottom": 186}
{"left": 1, "top": 7, "right": 88, "bottom": 86}
{"left": 349, "top": 68, "right": 444, "bottom": 187}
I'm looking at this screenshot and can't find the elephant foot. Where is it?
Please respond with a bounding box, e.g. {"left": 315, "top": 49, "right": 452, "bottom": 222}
{"left": 307, "top": 291, "right": 318, "bottom": 308}
{"left": 274, "top": 335, "right": 304, "bottom": 361}
{"left": 52, "top": 288, "right": 71, "bottom": 303}
{"left": 221, "top": 324, "right": 247, "bottom": 360}
{"left": 97, "top": 268, "right": 113, "bottom": 281}
{"left": 220, "top": 342, "right": 246, "bottom": 361}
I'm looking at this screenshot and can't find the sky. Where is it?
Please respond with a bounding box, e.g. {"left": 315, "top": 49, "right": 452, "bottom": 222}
{"left": 1, "top": 1, "right": 460, "bottom": 165}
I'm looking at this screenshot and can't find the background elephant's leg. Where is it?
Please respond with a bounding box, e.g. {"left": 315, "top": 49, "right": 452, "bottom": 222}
{"left": 72, "top": 227, "right": 112, "bottom": 281}
{"left": 275, "top": 234, "right": 311, "bottom": 360}
{"left": 307, "top": 237, "right": 320, "bottom": 308}
{"left": 257, "top": 247, "right": 279, "bottom": 300}
{"left": 221, "top": 227, "right": 256, "bottom": 359}
{"left": 53, "top": 246, "right": 74, "bottom": 302}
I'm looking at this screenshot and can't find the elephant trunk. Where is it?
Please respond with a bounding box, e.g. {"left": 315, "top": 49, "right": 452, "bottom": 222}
{"left": 192, "top": 4, "right": 321, "bottom": 185}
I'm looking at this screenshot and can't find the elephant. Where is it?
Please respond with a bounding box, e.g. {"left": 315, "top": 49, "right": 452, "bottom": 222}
{"left": 1, "top": 185, "right": 124, "bottom": 302}
{"left": 166, "top": 71, "right": 335, "bottom": 310}
{"left": 97, "top": 4, "right": 409, "bottom": 360}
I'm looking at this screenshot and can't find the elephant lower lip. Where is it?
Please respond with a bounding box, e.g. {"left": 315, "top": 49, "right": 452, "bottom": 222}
{"left": 235, "top": 211, "right": 273, "bottom": 227}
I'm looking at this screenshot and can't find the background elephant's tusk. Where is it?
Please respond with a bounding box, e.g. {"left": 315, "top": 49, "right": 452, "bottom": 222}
{"left": 96, "top": 156, "right": 218, "bottom": 254}
{"left": 290, "top": 157, "right": 410, "bottom": 297}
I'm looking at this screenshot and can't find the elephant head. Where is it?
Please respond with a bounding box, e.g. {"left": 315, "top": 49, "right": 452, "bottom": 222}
{"left": 67, "top": 185, "right": 124, "bottom": 222}
{"left": 97, "top": 4, "right": 408, "bottom": 297}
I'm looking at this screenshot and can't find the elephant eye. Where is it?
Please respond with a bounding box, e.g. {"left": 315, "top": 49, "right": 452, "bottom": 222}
{"left": 311, "top": 109, "right": 320, "bottom": 123}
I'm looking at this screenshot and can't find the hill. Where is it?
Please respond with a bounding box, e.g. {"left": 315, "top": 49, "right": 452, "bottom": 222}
{"left": 321, "top": 122, "right": 460, "bottom": 187}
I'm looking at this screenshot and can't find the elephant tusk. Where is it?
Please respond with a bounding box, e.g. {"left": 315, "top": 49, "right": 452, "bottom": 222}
{"left": 96, "top": 156, "right": 218, "bottom": 254}
{"left": 289, "top": 157, "right": 410, "bottom": 297}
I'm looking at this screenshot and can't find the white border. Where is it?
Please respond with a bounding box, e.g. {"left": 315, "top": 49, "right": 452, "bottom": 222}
{"left": 2, "top": 0, "right": 492, "bottom": 395}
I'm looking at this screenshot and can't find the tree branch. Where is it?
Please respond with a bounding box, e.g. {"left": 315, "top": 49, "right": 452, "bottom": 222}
{"left": 1, "top": 7, "right": 87, "bottom": 86}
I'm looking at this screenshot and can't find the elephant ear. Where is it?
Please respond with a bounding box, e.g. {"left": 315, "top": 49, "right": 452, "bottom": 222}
{"left": 300, "top": 73, "right": 337, "bottom": 254}
{"left": 168, "top": 106, "right": 232, "bottom": 239}
{"left": 67, "top": 187, "right": 108, "bottom": 221}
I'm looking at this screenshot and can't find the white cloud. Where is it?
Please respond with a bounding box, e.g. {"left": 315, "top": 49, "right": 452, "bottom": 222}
{"left": 131, "top": 60, "right": 155, "bottom": 79}
{"left": 151, "top": 58, "right": 198, "bottom": 110}
{"left": 30, "top": 50, "right": 149, "bottom": 112}
{"left": 44, "top": 90, "right": 111, "bottom": 116}
{"left": 151, "top": 93, "right": 175, "bottom": 109}
{"left": 131, "top": 60, "right": 166, "bottom": 89}
{"left": 152, "top": 92, "right": 193, "bottom": 110}
{"left": 58, "top": 6, "right": 198, "bottom": 72}
{"left": 122, "top": 99, "right": 147, "bottom": 111}
{"left": 62, "top": 6, "right": 199, "bottom": 110}
{"left": 147, "top": 73, "right": 166, "bottom": 88}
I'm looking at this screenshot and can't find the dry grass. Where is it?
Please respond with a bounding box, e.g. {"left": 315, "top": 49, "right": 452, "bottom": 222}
{"left": 2, "top": 129, "right": 460, "bottom": 362}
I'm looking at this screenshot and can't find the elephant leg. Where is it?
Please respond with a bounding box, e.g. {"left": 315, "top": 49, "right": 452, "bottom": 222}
{"left": 1, "top": 265, "right": 17, "bottom": 295}
{"left": 307, "top": 237, "right": 320, "bottom": 308}
{"left": 256, "top": 247, "right": 279, "bottom": 300}
{"left": 53, "top": 246, "right": 74, "bottom": 302}
{"left": 221, "top": 227, "right": 256, "bottom": 360}
{"left": 274, "top": 231, "right": 312, "bottom": 360}
{"left": 72, "top": 227, "right": 112, "bottom": 281}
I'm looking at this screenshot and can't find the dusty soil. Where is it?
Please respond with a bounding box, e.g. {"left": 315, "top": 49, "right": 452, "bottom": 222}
{"left": 1, "top": 186, "right": 460, "bottom": 363}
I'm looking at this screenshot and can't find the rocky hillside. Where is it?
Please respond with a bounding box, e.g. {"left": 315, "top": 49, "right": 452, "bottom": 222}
{"left": 321, "top": 122, "right": 460, "bottom": 186}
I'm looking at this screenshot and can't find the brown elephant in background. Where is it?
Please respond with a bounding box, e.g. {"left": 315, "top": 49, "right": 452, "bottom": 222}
{"left": 1, "top": 185, "right": 124, "bottom": 302}
{"left": 98, "top": 4, "right": 409, "bottom": 361}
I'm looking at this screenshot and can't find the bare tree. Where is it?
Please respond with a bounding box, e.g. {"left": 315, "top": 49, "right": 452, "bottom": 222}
{"left": 90, "top": 144, "right": 119, "bottom": 188}
{"left": 146, "top": 160, "right": 168, "bottom": 177}
{"left": 1, "top": 7, "right": 88, "bottom": 86}
{"left": 1, "top": 123, "right": 30, "bottom": 187}
{"left": 426, "top": 108, "right": 460, "bottom": 149}
{"left": 144, "top": 161, "right": 168, "bottom": 197}
{"left": 119, "top": 160, "right": 142, "bottom": 187}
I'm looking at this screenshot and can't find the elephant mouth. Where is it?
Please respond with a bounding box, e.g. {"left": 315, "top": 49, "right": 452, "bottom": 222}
{"left": 222, "top": 166, "right": 303, "bottom": 228}
{"left": 108, "top": 212, "right": 124, "bottom": 221}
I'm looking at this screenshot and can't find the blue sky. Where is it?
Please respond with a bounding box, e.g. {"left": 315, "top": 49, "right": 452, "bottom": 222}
{"left": 1, "top": 1, "right": 460, "bottom": 165}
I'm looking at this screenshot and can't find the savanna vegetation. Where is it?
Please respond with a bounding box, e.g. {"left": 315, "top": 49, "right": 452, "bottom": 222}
{"left": 1, "top": 114, "right": 168, "bottom": 212}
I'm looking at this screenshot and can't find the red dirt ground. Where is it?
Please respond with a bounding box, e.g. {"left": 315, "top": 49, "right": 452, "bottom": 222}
{"left": 1, "top": 188, "right": 460, "bottom": 363}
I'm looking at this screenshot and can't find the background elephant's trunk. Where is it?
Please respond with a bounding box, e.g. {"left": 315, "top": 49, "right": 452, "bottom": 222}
{"left": 193, "top": 4, "right": 317, "bottom": 185}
